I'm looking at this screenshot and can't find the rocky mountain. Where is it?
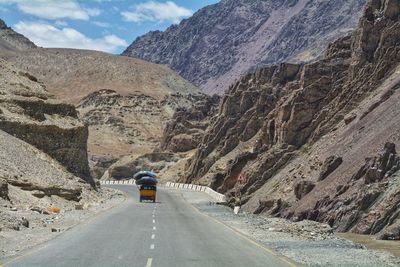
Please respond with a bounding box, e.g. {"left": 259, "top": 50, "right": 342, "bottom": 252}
{"left": 163, "top": 0, "right": 400, "bottom": 239}
{"left": 123, "top": 0, "right": 367, "bottom": 95}
{"left": 0, "top": 58, "right": 111, "bottom": 240}
{"left": 0, "top": 18, "right": 36, "bottom": 54}
{"left": 0, "top": 58, "right": 92, "bottom": 184}
{"left": 0, "top": 20, "right": 206, "bottom": 177}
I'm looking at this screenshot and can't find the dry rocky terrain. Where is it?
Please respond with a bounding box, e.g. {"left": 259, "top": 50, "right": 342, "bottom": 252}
{"left": 123, "top": 0, "right": 367, "bottom": 94}
{"left": 0, "top": 58, "right": 125, "bottom": 259}
{"left": 0, "top": 18, "right": 209, "bottom": 180}
{"left": 180, "top": 189, "right": 400, "bottom": 266}
{"left": 161, "top": 0, "right": 400, "bottom": 241}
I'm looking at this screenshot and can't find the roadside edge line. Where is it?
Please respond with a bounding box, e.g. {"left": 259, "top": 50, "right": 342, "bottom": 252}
{"left": 184, "top": 193, "right": 298, "bottom": 267}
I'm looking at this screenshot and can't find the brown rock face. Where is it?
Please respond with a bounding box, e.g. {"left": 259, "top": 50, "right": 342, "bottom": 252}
{"left": 0, "top": 178, "right": 9, "bottom": 200}
{"left": 108, "top": 152, "right": 180, "bottom": 179}
{"left": 318, "top": 156, "right": 343, "bottom": 181}
{"left": 299, "top": 143, "right": 400, "bottom": 237}
{"left": 0, "top": 18, "right": 36, "bottom": 52}
{"left": 177, "top": 0, "right": 400, "bottom": 236}
{"left": 160, "top": 94, "right": 220, "bottom": 153}
{"left": 123, "top": 0, "right": 366, "bottom": 94}
{"left": 294, "top": 180, "right": 315, "bottom": 200}
{"left": 78, "top": 89, "right": 206, "bottom": 158}
{"left": 0, "top": 59, "right": 93, "bottom": 185}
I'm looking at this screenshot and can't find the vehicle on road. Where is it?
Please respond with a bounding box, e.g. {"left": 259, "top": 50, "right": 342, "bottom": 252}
{"left": 134, "top": 171, "right": 158, "bottom": 203}
{"left": 139, "top": 184, "right": 157, "bottom": 202}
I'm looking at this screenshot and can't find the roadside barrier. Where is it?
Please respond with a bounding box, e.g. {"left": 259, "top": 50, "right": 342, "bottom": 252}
{"left": 164, "top": 182, "right": 226, "bottom": 203}
{"left": 99, "top": 180, "right": 226, "bottom": 203}
{"left": 100, "top": 180, "right": 136, "bottom": 185}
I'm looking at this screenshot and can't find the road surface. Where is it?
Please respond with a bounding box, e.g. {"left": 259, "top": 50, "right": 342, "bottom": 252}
{"left": 4, "top": 186, "right": 296, "bottom": 267}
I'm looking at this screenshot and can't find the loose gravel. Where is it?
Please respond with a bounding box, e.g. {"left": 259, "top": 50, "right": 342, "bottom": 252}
{"left": 176, "top": 188, "right": 400, "bottom": 267}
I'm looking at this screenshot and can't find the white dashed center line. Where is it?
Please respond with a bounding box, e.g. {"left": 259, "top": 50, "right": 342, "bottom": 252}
{"left": 152, "top": 219, "right": 155, "bottom": 224}
{"left": 151, "top": 234, "right": 155, "bottom": 239}
{"left": 153, "top": 226, "right": 156, "bottom": 230}
{"left": 146, "top": 258, "right": 153, "bottom": 267}
{"left": 150, "top": 244, "right": 155, "bottom": 250}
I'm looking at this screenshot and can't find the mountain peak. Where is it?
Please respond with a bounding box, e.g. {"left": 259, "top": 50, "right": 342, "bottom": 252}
{"left": 123, "top": 0, "right": 368, "bottom": 95}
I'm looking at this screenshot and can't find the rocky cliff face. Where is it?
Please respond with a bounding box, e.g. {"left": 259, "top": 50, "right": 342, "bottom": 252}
{"left": 178, "top": 0, "right": 400, "bottom": 238}
{"left": 0, "top": 20, "right": 205, "bottom": 175}
{"left": 0, "top": 18, "right": 36, "bottom": 53}
{"left": 160, "top": 94, "right": 220, "bottom": 153}
{"left": 0, "top": 59, "right": 93, "bottom": 185}
{"left": 123, "top": 0, "right": 367, "bottom": 94}
{"left": 77, "top": 89, "right": 206, "bottom": 159}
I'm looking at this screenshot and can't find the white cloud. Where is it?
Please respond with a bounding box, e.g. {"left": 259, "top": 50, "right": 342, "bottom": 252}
{"left": 122, "top": 1, "right": 193, "bottom": 24}
{"left": 85, "top": 7, "right": 101, "bottom": 17}
{"left": 14, "top": 21, "right": 127, "bottom": 53}
{"left": 55, "top": 20, "right": 68, "bottom": 27}
{"left": 92, "top": 21, "right": 111, "bottom": 28}
{"left": 1, "top": 0, "right": 100, "bottom": 21}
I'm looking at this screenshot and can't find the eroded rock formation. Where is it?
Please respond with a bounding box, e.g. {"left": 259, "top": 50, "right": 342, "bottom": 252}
{"left": 0, "top": 59, "right": 93, "bottom": 184}
{"left": 174, "top": 0, "right": 400, "bottom": 237}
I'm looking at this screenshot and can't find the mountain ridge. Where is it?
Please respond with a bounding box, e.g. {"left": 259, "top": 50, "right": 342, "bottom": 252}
{"left": 123, "top": 0, "right": 367, "bottom": 94}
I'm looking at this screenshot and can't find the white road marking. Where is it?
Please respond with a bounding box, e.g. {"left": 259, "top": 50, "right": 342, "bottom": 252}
{"left": 146, "top": 258, "right": 153, "bottom": 267}
{"left": 153, "top": 226, "right": 156, "bottom": 230}
{"left": 150, "top": 244, "right": 155, "bottom": 250}
{"left": 151, "top": 234, "right": 155, "bottom": 239}
{"left": 152, "top": 214, "right": 155, "bottom": 218}
{"left": 152, "top": 219, "right": 155, "bottom": 224}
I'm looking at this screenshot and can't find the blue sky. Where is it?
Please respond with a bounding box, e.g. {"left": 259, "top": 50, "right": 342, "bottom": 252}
{"left": 0, "top": 0, "right": 219, "bottom": 54}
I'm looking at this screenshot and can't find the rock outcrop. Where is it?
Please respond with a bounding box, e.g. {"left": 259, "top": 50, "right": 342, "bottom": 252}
{"left": 0, "top": 18, "right": 36, "bottom": 53}
{"left": 123, "top": 0, "right": 367, "bottom": 94}
{"left": 0, "top": 19, "right": 204, "bottom": 166}
{"left": 77, "top": 89, "right": 207, "bottom": 159}
{"left": 0, "top": 59, "right": 93, "bottom": 184}
{"left": 318, "top": 156, "right": 343, "bottom": 181}
{"left": 0, "top": 178, "right": 9, "bottom": 200}
{"left": 160, "top": 94, "right": 220, "bottom": 153}
{"left": 107, "top": 152, "right": 181, "bottom": 179}
{"left": 175, "top": 0, "right": 400, "bottom": 237}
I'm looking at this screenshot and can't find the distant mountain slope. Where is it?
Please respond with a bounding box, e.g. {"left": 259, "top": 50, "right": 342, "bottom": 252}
{"left": 0, "top": 19, "right": 203, "bottom": 162}
{"left": 0, "top": 19, "right": 36, "bottom": 53}
{"left": 123, "top": 0, "right": 367, "bottom": 94}
{"left": 4, "top": 48, "right": 199, "bottom": 104}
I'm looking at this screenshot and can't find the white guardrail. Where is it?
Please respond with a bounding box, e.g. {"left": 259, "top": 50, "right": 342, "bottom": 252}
{"left": 164, "top": 182, "right": 227, "bottom": 203}
{"left": 100, "top": 180, "right": 136, "bottom": 185}
{"left": 99, "top": 180, "right": 226, "bottom": 203}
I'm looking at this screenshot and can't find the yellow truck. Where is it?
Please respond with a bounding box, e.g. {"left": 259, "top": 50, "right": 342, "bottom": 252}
{"left": 139, "top": 185, "right": 157, "bottom": 202}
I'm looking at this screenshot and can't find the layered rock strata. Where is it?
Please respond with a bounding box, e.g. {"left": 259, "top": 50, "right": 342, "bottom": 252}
{"left": 177, "top": 0, "right": 400, "bottom": 237}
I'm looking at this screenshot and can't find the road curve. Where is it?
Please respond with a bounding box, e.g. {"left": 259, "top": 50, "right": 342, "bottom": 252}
{"left": 4, "top": 186, "right": 295, "bottom": 267}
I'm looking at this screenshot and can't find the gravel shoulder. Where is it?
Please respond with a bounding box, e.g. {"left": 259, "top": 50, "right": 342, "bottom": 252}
{"left": 0, "top": 187, "right": 125, "bottom": 262}
{"left": 175, "top": 188, "right": 400, "bottom": 267}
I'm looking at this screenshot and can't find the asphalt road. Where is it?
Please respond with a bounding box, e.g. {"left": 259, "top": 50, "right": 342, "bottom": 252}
{"left": 4, "top": 186, "right": 295, "bottom": 267}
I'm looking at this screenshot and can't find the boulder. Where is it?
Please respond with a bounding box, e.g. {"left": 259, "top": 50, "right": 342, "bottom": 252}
{"left": 294, "top": 180, "right": 316, "bottom": 200}
{"left": 318, "top": 156, "right": 343, "bottom": 181}
{"left": 377, "top": 223, "right": 400, "bottom": 240}
{"left": 0, "top": 179, "right": 9, "bottom": 200}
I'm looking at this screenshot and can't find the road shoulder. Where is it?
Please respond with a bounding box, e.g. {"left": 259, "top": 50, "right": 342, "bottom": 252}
{"left": 173, "top": 188, "right": 400, "bottom": 267}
